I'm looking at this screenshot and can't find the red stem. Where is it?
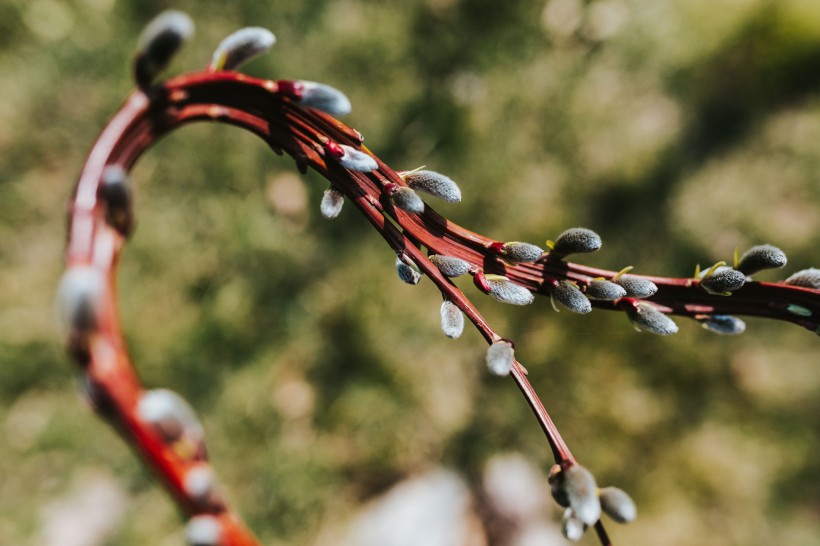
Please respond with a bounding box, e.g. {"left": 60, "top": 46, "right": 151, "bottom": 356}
{"left": 65, "top": 70, "right": 820, "bottom": 546}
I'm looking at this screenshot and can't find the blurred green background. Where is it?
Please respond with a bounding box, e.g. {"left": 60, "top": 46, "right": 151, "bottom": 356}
{"left": 1, "top": 0, "right": 819, "bottom": 545}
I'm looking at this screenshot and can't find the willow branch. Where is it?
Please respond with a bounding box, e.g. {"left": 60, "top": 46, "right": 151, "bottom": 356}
{"left": 63, "top": 67, "right": 818, "bottom": 546}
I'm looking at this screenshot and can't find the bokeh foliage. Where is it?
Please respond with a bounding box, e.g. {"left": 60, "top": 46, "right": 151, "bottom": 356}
{"left": 0, "top": 0, "right": 818, "bottom": 545}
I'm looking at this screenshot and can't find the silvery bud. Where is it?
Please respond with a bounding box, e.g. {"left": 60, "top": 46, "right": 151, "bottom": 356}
{"left": 784, "top": 268, "right": 820, "bottom": 289}
{"left": 698, "top": 315, "right": 746, "bottom": 335}
{"left": 324, "top": 141, "right": 378, "bottom": 172}
{"left": 320, "top": 187, "right": 344, "bottom": 219}
{"left": 98, "top": 165, "right": 134, "bottom": 236}
{"left": 134, "top": 11, "right": 194, "bottom": 89}
{"left": 549, "top": 228, "right": 602, "bottom": 257}
{"left": 551, "top": 281, "right": 592, "bottom": 314}
{"left": 136, "top": 389, "right": 204, "bottom": 450}
{"left": 400, "top": 169, "right": 461, "bottom": 202}
{"left": 429, "top": 255, "right": 472, "bottom": 277}
{"left": 498, "top": 241, "right": 544, "bottom": 263}
{"left": 585, "top": 279, "right": 627, "bottom": 301}
{"left": 613, "top": 275, "right": 657, "bottom": 298}
{"left": 183, "top": 465, "right": 225, "bottom": 511}
{"left": 395, "top": 255, "right": 421, "bottom": 285}
{"left": 209, "top": 27, "right": 276, "bottom": 71}
{"left": 599, "top": 486, "right": 637, "bottom": 524}
{"left": 440, "top": 300, "right": 464, "bottom": 339}
{"left": 389, "top": 186, "right": 425, "bottom": 214}
{"left": 700, "top": 266, "right": 745, "bottom": 295}
{"left": 624, "top": 301, "right": 679, "bottom": 335}
{"left": 737, "top": 244, "right": 787, "bottom": 276}
{"left": 486, "top": 340, "right": 514, "bottom": 376}
{"left": 57, "top": 266, "right": 105, "bottom": 360}
{"left": 561, "top": 508, "right": 587, "bottom": 541}
{"left": 485, "top": 275, "right": 535, "bottom": 305}
{"left": 549, "top": 464, "right": 601, "bottom": 526}
{"left": 296, "top": 81, "right": 352, "bottom": 116}
{"left": 186, "top": 515, "right": 223, "bottom": 546}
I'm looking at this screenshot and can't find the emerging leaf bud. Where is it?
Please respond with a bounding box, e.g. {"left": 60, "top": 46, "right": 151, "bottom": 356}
{"left": 737, "top": 244, "right": 787, "bottom": 275}
{"left": 324, "top": 141, "right": 378, "bottom": 172}
{"left": 320, "top": 187, "right": 344, "bottom": 219}
{"left": 498, "top": 241, "right": 544, "bottom": 263}
{"left": 137, "top": 389, "right": 204, "bottom": 453}
{"left": 400, "top": 170, "right": 462, "bottom": 203}
{"left": 700, "top": 265, "right": 745, "bottom": 295}
{"left": 613, "top": 275, "right": 657, "bottom": 298}
{"left": 440, "top": 300, "right": 464, "bottom": 339}
{"left": 551, "top": 281, "right": 592, "bottom": 314}
{"left": 485, "top": 274, "right": 535, "bottom": 305}
{"left": 561, "top": 509, "right": 587, "bottom": 541}
{"left": 296, "top": 81, "right": 352, "bottom": 116}
{"left": 395, "top": 255, "right": 421, "bottom": 285}
{"left": 623, "top": 300, "right": 679, "bottom": 335}
{"left": 209, "top": 27, "right": 275, "bottom": 71}
{"left": 585, "top": 279, "right": 627, "bottom": 301}
{"left": 599, "top": 486, "right": 637, "bottom": 524}
{"left": 387, "top": 184, "right": 425, "bottom": 213}
{"left": 698, "top": 314, "right": 746, "bottom": 335}
{"left": 184, "top": 465, "right": 225, "bottom": 511}
{"left": 186, "top": 515, "right": 223, "bottom": 546}
{"left": 486, "top": 340, "right": 514, "bottom": 376}
{"left": 134, "top": 10, "right": 194, "bottom": 90}
{"left": 429, "top": 255, "right": 472, "bottom": 277}
{"left": 549, "top": 464, "right": 601, "bottom": 526}
{"left": 784, "top": 268, "right": 820, "bottom": 290}
{"left": 549, "top": 227, "right": 602, "bottom": 257}
{"left": 98, "top": 165, "right": 134, "bottom": 236}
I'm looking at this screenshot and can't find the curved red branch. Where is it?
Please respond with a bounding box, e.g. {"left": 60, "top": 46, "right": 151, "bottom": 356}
{"left": 64, "top": 70, "right": 819, "bottom": 546}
